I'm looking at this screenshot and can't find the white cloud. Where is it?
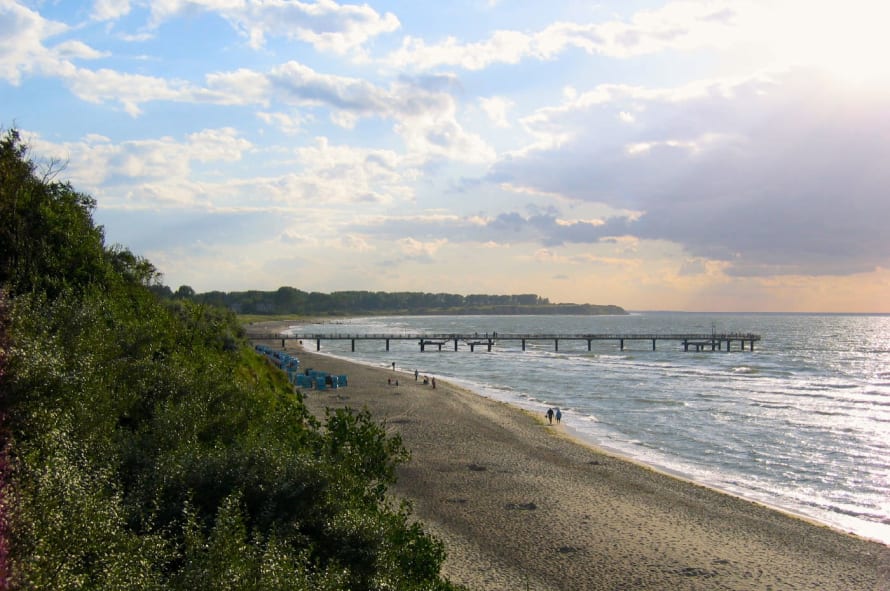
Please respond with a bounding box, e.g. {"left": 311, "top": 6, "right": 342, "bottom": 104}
{"left": 279, "top": 229, "right": 319, "bottom": 246}
{"left": 262, "top": 65, "right": 497, "bottom": 163}
{"left": 205, "top": 68, "right": 272, "bottom": 106}
{"left": 479, "top": 96, "right": 514, "bottom": 128}
{"left": 30, "top": 129, "right": 252, "bottom": 203}
{"left": 284, "top": 136, "right": 414, "bottom": 204}
{"left": 267, "top": 60, "right": 390, "bottom": 114}
{"left": 66, "top": 133, "right": 417, "bottom": 210}
{"left": 64, "top": 68, "right": 204, "bottom": 116}
{"left": 395, "top": 108, "right": 496, "bottom": 165}
{"left": 146, "top": 0, "right": 399, "bottom": 54}
{"left": 397, "top": 237, "right": 447, "bottom": 260}
{"left": 0, "top": 2, "right": 70, "bottom": 84}
{"left": 256, "top": 111, "right": 309, "bottom": 135}
{"left": 91, "top": 0, "right": 132, "bottom": 21}
{"left": 46, "top": 54, "right": 493, "bottom": 164}
{"left": 384, "top": 1, "right": 740, "bottom": 71}
{"left": 388, "top": 30, "right": 531, "bottom": 71}
{"left": 387, "top": 1, "right": 890, "bottom": 79}
{"left": 186, "top": 128, "right": 253, "bottom": 162}
{"left": 339, "top": 234, "right": 373, "bottom": 252}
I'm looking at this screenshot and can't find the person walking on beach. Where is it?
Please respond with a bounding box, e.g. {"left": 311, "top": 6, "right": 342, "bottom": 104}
{"left": 546, "top": 408, "right": 554, "bottom": 425}
{"left": 555, "top": 408, "right": 562, "bottom": 424}
{"left": 392, "top": 361, "right": 396, "bottom": 371}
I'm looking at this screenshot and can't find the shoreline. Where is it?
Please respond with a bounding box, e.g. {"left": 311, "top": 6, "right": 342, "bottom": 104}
{"left": 247, "top": 326, "right": 890, "bottom": 590}
{"left": 251, "top": 319, "right": 890, "bottom": 546}
{"left": 316, "top": 349, "right": 885, "bottom": 547}
{"left": 263, "top": 330, "right": 880, "bottom": 545}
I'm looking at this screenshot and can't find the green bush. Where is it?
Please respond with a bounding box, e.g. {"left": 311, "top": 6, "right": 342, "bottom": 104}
{"left": 0, "top": 128, "right": 466, "bottom": 590}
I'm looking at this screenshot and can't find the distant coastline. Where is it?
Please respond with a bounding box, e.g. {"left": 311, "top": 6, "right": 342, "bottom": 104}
{"left": 157, "top": 285, "right": 627, "bottom": 317}
{"left": 369, "top": 303, "right": 628, "bottom": 316}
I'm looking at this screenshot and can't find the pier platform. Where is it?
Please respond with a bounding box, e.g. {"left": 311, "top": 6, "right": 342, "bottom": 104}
{"left": 250, "top": 332, "right": 761, "bottom": 353}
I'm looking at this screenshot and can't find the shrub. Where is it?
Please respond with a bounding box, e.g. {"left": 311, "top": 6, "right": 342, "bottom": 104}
{"left": 0, "top": 128, "right": 466, "bottom": 590}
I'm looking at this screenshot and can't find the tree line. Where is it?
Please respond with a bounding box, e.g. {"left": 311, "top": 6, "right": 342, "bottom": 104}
{"left": 0, "top": 128, "right": 465, "bottom": 590}
{"left": 157, "top": 286, "right": 626, "bottom": 316}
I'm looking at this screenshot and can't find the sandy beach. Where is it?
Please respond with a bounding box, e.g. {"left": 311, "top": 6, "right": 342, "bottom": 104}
{"left": 249, "top": 328, "right": 890, "bottom": 590}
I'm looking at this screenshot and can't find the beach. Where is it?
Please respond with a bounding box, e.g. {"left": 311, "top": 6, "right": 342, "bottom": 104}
{"left": 250, "top": 329, "right": 890, "bottom": 590}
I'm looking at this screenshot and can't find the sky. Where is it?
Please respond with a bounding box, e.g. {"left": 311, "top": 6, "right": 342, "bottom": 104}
{"left": 3, "top": 0, "right": 890, "bottom": 312}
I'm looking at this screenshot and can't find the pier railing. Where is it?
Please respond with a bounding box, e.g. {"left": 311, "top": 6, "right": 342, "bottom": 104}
{"left": 248, "top": 331, "right": 762, "bottom": 353}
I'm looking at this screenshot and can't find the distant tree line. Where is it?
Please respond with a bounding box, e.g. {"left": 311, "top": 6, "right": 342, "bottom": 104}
{"left": 153, "top": 286, "right": 627, "bottom": 316}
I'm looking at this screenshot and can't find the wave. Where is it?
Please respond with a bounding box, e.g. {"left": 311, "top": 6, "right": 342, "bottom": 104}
{"left": 750, "top": 401, "right": 795, "bottom": 410}
{"left": 811, "top": 409, "right": 848, "bottom": 417}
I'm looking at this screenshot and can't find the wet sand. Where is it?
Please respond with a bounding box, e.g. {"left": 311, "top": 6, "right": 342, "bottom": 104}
{"left": 249, "top": 328, "right": 890, "bottom": 591}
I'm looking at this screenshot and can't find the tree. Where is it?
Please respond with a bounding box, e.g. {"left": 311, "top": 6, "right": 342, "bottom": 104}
{"left": 108, "top": 245, "right": 162, "bottom": 287}
{"left": 0, "top": 128, "right": 111, "bottom": 298}
{"left": 175, "top": 285, "right": 196, "bottom": 299}
{"left": 1, "top": 131, "right": 466, "bottom": 590}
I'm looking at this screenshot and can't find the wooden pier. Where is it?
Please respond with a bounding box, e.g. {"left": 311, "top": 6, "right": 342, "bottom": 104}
{"left": 250, "top": 332, "right": 761, "bottom": 353}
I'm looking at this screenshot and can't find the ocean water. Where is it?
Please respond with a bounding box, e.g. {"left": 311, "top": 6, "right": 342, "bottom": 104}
{"left": 284, "top": 312, "right": 890, "bottom": 546}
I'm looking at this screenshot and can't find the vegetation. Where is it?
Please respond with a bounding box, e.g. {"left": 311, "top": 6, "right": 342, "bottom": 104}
{"left": 158, "top": 286, "right": 627, "bottom": 317}
{"left": 0, "top": 129, "right": 464, "bottom": 590}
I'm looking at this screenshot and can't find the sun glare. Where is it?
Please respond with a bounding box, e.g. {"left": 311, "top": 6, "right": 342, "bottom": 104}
{"left": 747, "top": 1, "right": 890, "bottom": 85}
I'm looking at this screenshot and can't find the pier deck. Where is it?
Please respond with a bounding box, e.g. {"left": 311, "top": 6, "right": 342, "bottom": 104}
{"left": 250, "top": 332, "right": 761, "bottom": 353}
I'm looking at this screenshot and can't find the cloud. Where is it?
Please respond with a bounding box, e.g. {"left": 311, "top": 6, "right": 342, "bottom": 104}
{"left": 32, "top": 128, "right": 251, "bottom": 189}
{"left": 204, "top": 68, "right": 272, "bottom": 106}
{"left": 59, "top": 54, "right": 494, "bottom": 163}
{"left": 486, "top": 68, "right": 890, "bottom": 276}
{"left": 0, "top": 2, "right": 72, "bottom": 84}
{"left": 265, "top": 61, "right": 390, "bottom": 114}
{"left": 259, "top": 64, "right": 495, "bottom": 163}
{"left": 479, "top": 96, "right": 514, "bottom": 128}
{"left": 388, "top": 29, "right": 532, "bottom": 71}
{"left": 31, "top": 129, "right": 421, "bottom": 209}
{"left": 384, "top": 0, "right": 740, "bottom": 71}
{"left": 63, "top": 68, "right": 208, "bottom": 116}
{"left": 256, "top": 110, "right": 311, "bottom": 135}
{"left": 348, "top": 209, "right": 620, "bottom": 250}
{"left": 339, "top": 234, "right": 373, "bottom": 252}
{"left": 396, "top": 237, "right": 448, "bottom": 262}
{"left": 91, "top": 0, "right": 132, "bottom": 21}
{"left": 281, "top": 136, "right": 416, "bottom": 204}
{"left": 144, "top": 0, "right": 399, "bottom": 54}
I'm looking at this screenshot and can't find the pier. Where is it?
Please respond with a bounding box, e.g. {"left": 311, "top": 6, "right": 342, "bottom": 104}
{"left": 250, "top": 332, "right": 761, "bottom": 353}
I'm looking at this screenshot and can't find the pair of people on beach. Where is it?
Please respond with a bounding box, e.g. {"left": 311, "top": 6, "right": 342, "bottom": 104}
{"left": 546, "top": 407, "right": 562, "bottom": 425}
{"left": 414, "top": 369, "right": 436, "bottom": 389}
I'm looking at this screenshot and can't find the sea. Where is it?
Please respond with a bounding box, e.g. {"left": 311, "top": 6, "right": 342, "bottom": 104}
{"left": 283, "top": 312, "right": 890, "bottom": 546}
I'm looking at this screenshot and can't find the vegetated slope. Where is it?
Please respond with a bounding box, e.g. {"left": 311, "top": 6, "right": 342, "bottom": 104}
{"left": 0, "top": 129, "right": 464, "bottom": 590}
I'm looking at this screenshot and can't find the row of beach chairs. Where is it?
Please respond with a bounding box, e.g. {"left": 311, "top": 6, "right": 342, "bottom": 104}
{"left": 294, "top": 370, "right": 348, "bottom": 390}
{"left": 254, "top": 344, "right": 300, "bottom": 371}
{"left": 254, "top": 344, "right": 347, "bottom": 390}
